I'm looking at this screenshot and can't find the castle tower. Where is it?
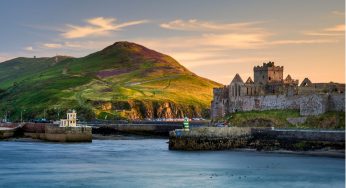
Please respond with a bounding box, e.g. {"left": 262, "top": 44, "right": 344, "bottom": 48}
{"left": 253, "top": 61, "right": 283, "bottom": 85}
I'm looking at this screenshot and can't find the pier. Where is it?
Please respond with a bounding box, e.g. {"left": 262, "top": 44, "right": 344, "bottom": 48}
{"left": 0, "top": 123, "right": 92, "bottom": 142}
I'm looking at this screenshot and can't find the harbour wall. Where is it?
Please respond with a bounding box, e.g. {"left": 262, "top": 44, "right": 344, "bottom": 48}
{"left": 0, "top": 123, "right": 22, "bottom": 139}
{"left": 169, "top": 127, "right": 345, "bottom": 151}
{"left": 92, "top": 124, "right": 183, "bottom": 136}
{"left": 0, "top": 127, "right": 16, "bottom": 139}
{"left": 91, "top": 121, "right": 208, "bottom": 136}
{"left": 21, "top": 123, "right": 92, "bottom": 142}
{"left": 45, "top": 126, "right": 92, "bottom": 142}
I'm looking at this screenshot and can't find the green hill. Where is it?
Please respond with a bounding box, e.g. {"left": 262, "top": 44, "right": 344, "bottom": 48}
{"left": 0, "top": 41, "right": 221, "bottom": 121}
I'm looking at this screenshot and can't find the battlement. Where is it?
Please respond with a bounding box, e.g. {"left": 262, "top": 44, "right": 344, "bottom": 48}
{"left": 253, "top": 61, "right": 284, "bottom": 84}
{"left": 254, "top": 61, "right": 283, "bottom": 71}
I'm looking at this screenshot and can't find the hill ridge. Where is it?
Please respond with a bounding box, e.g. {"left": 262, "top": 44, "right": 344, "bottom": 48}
{"left": 0, "top": 41, "right": 222, "bottom": 120}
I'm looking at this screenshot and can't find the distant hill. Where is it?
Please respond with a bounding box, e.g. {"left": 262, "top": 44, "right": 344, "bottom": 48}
{"left": 0, "top": 41, "right": 222, "bottom": 120}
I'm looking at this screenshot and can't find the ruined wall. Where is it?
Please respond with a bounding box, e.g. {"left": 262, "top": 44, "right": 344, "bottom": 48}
{"left": 328, "top": 94, "right": 345, "bottom": 111}
{"left": 211, "top": 92, "right": 345, "bottom": 119}
{"left": 229, "top": 95, "right": 301, "bottom": 112}
{"left": 299, "top": 94, "right": 328, "bottom": 116}
{"left": 226, "top": 94, "right": 339, "bottom": 116}
{"left": 211, "top": 87, "right": 229, "bottom": 118}
{"left": 211, "top": 100, "right": 225, "bottom": 118}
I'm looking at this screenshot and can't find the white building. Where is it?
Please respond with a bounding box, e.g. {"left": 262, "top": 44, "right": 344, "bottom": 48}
{"left": 60, "top": 110, "right": 77, "bottom": 127}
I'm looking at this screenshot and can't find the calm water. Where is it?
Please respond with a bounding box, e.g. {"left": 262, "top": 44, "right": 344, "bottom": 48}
{"left": 0, "top": 138, "right": 344, "bottom": 188}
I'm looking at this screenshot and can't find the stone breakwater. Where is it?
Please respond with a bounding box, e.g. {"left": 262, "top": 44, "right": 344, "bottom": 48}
{"left": 0, "top": 127, "right": 16, "bottom": 139}
{"left": 169, "top": 127, "right": 345, "bottom": 152}
{"left": 0, "top": 123, "right": 22, "bottom": 139}
{"left": 22, "top": 123, "right": 92, "bottom": 142}
{"left": 0, "top": 123, "right": 92, "bottom": 142}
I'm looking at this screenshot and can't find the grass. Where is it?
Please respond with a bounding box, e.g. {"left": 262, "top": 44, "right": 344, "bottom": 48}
{"left": 301, "top": 111, "right": 345, "bottom": 129}
{"left": 225, "top": 109, "right": 345, "bottom": 130}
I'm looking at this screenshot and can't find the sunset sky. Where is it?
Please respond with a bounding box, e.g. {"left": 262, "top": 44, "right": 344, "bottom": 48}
{"left": 0, "top": 0, "right": 344, "bottom": 84}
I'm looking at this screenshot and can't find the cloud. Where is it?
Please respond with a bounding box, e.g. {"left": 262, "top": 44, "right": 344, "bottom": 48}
{"left": 172, "top": 53, "right": 268, "bottom": 68}
{"left": 24, "top": 46, "right": 34, "bottom": 51}
{"left": 43, "top": 43, "right": 63, "bottom": 48}
{"left": 303, "top": 24, "right": 345, "bottom": 37}
{"left": 270, "top": 39, "right": 337, "bottom": 45}
{"left": 41, "top": 41, "right": 113, "bottom": 51}
{"left": 324, "top": 24, "right": 345, "bottom": 32}
{"left": 160, "top": 19, "right": 264, "bottom": 32}
{"left": 62, "top": 17, "right": 148, "bottom": 39}
{"left": 201, "top": 33, "right": 269, "bottom": 49}
{"left": 136, "top": 33, "right": 268, "bottom": 55}
{"left": 135, "top": 36, "right": 272, "bottom": 71}
{"left": 303, "top": 32, "right": 344, "bottom": 37}
{"left": 331, "top": 10, "right": 345, "bottom": 16}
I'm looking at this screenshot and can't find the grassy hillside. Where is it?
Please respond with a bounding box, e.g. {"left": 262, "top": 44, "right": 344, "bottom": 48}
{"left": 0, "top": 41, "right": 221, "bottom": 121}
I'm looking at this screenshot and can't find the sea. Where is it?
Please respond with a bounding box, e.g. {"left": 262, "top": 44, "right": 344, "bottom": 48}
{"left": 0, "top": 137, "right": 344, "bottom": 188}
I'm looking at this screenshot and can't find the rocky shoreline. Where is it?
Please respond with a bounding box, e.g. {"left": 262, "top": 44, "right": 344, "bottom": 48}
{"left": 169, "top": 127, "right": 345, "bottom": 156}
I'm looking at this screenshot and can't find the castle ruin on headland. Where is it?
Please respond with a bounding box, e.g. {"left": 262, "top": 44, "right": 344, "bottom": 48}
{"left": 211, "top": 62, "right": 345, "bottom": 119}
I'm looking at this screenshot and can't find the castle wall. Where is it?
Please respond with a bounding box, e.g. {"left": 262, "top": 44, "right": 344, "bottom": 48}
{"left": 211, "top": 99, "right": 228, "bottom": 118}
{"left": 212, "top": 92, "right": 345, "bottom": 119}
{"left": 328, "top": 94, "right": 345, "bottom": 111}
{"left": 226, "top": 94, "right": 339, "bottom": 116}
{"left": 299, "top": 94, "right": 328, "bottom": 116}
{"left": 229, "top": 95, "right": 300, "bottom": 112}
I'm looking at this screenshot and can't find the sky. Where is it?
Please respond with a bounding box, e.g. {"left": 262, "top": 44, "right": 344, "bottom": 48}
{"left": 0, "top": 0, "right": 344, "bottom": 84}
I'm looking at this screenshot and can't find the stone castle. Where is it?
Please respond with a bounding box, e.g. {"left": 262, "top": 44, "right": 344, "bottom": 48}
{"left": 211, "top": 62, "right": 345, "bottom": 118}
